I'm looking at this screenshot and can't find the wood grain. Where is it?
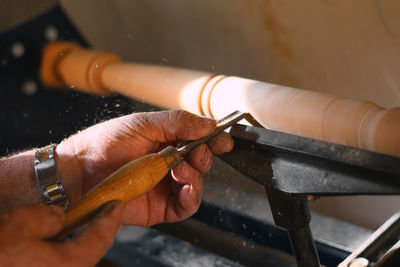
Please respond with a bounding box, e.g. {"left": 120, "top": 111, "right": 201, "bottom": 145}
{"left": 41, "top": 42, "right": 400, "bottom": 157}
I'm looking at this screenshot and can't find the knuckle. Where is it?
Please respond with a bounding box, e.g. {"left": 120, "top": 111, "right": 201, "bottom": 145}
{"left": 172, "top": 109, "right": 187, "bottom": 118}
{"left": 169, "top": 110, "right": 185, "bottom": 125}
{"left": 192, "top": 145, "right": 212, "bottom": 173}
{"left": 203, "top": 147, "right": 213, "bottom": 169}
{"left": 172, "top": 110, "right": 196, "bottom": 124}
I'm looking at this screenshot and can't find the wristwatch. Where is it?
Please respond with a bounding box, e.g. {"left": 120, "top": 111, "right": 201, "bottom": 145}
{"left": 34, "top": 144, "right": 70, "bottom": 209}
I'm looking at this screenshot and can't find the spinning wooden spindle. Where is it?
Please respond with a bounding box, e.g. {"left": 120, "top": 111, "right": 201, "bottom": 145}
{"left": 41, "top": 42, "right": 400, "bottom": 157}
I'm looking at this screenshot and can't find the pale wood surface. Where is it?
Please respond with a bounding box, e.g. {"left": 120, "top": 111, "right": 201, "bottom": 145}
{"left": 61, "top": 0, "right": 400, "bottom": 109}
{"left": 41, "top": 43, "right": 400, "bottom": 157}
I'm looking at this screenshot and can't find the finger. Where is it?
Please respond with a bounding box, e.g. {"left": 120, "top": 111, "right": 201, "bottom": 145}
{"left": 172, "top": 161, "right": 204, "bottom": 194}
{"left": 4, "top": 205, "right": 65, "bottom": 238}
{"left": 165, "top": 184, "right": 201, "bottom": 223}
{"left": 60, "top": 201, "right": 123, "bottom": 266}
{"left": 207, "top": 132, "right": 234, "bottom": 154}
{"left": 168, "top": 163, "right": 203, "bottom": 222}
{"left": 124, "top": 110, "right": 216, "bottom": 143}
{"left": 185, "top": 144, "right": 213, "bottom": 174}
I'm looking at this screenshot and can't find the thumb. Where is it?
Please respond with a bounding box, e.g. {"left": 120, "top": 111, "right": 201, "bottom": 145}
{"left": 126, "top": 110, "right": 216, "bottom": 143}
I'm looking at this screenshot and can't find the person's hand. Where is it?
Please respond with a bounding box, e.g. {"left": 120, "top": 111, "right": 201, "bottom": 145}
{"left": 56, "top": 110, "right": 233, "bottom": 226}
{"left": 0, "top": 202, "right": 123, "bottom": 267}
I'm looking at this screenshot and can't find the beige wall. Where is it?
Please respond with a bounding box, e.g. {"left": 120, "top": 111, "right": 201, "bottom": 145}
{"left": 60, "top": 0, "right": 400, "bottom": 108}
{"left": 0, "top": 0, "right": 56, "bottom": 31}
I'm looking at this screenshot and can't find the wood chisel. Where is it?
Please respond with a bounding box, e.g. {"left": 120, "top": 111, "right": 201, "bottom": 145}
{"left": 59, "top": 111, "right": 247, "bottom": 237}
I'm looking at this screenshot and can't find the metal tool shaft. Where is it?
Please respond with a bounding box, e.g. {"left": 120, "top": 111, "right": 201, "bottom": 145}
{"left": 177, "top": 111, "right": 247, "bottom": 156}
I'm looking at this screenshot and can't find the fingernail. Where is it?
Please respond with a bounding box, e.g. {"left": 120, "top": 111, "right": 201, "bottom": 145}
{"left": 189, "top": 184, "right": 194, "bottom": 195}
{"left": 99, "top": 200, "right": 120, "bottom": 217}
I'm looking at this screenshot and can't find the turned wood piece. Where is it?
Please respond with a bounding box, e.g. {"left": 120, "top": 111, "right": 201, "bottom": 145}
{"left": 41, "top": 42, "right": 400, "bottom": 157}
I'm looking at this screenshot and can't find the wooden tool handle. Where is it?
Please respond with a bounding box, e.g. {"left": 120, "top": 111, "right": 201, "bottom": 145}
{"left": 59, "top": 146, "right": 181, "bottom": 238}
{"left": 41, "top": 42, "right": 400, "bottom": 157}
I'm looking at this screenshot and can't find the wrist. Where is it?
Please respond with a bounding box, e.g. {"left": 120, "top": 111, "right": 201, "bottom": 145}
{"left": 0, "top": 149, "right": 43, "bottom": 213}
{"left": 54, "top": 139, "right": 84, "bottom": 204}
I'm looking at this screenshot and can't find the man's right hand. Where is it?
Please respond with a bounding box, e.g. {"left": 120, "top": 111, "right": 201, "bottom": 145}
{"left": 0, "top": 202, "right": 123, "bottom": 267}
{"left": 56, "top": 110, "right": 234, "bottom": 227}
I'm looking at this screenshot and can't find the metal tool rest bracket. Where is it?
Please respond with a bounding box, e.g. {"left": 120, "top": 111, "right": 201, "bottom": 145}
{"left": 219, "top": 124, "right": 400, "bottom": 267}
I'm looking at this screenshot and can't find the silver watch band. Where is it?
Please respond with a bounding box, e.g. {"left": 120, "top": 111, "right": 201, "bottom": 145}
{"left": 34, "top": 144, "right": 70, "bottom": 209}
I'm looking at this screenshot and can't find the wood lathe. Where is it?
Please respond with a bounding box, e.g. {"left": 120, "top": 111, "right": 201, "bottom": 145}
{"left": 40, "top": 42, "right": 400, "bottom": 157}
{"left": 3, "top": 5, "right": 400, "bottom": 267}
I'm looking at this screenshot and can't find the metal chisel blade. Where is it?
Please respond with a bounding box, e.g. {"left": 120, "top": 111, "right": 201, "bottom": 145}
{"left": 177, "top": 110, "right": 248, "bottom": 155}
